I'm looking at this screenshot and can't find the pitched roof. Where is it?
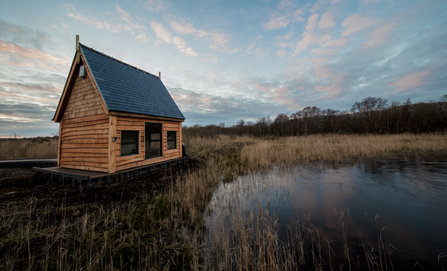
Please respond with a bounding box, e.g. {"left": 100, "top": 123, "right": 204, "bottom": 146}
{"left": 79, "top": 43, "right": 185, "bottom": 120}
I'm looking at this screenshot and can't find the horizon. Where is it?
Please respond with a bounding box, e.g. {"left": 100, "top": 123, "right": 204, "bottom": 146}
{"left": 1, "top": 0, "right": 446, "bottom": 137}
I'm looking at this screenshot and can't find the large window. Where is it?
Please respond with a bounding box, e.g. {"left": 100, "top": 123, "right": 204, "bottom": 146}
{"left": 145, "top": 123, "right": 162, "bottom": 159}
{"left": 167, "top": 131, "right": 177, "bottom": 150}
{"left": 121, "top": 131, "right": 139, "bottom": 156}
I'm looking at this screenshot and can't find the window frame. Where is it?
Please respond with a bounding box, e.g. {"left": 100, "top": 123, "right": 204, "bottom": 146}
{"left": 120, "top": 130, "right": 140, "bottom": 157}
{"left": 167, "top": 131, "right": 177, "bottom": 150}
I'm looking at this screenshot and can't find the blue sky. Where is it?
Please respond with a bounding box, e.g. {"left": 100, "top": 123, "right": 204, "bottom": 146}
{"left": 0, "top": 0, "right": 446, "bottom": 137}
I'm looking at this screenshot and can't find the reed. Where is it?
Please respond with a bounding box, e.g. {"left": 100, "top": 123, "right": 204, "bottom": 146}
{"left": 0, "top": 137, "right": 58, "bottom": 160}
{"left": 1, "top": 133, "right": 446, "bottom": 270}
{"left": 240, "top": 133, "right": 447, "bottom": 169}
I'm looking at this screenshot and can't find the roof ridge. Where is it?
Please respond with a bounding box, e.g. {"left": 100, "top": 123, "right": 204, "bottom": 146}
{"left": 79, "top": 43, "right": 160, "bottom": 79}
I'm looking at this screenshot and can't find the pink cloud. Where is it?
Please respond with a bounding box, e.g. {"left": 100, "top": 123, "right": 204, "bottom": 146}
{"left": 364, "top": 22, "right": 395, "bottom": 47}
{"left": 342, "top": 14, "right": 373, "bottom": 37}
{"left": 390, "top": 70, "right": 430, "bottom": 92}
{"left": 322, "top": 38, "right": 347, "bottom": 47}
{"left": 171, "top": 21, "right": 197, "bottom": 35}
{"left": 263, "top": 12, "right": 290, "bottom": 30}
{"left": 0, "top": 40, "right": 70, "bottom": 69}
{"left": 319, "top": 12, "right": 336, "bottom": 29}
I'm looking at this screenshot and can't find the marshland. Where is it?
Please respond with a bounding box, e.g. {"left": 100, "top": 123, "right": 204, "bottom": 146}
{"left": 1, "top": 132, "right": 447, "bottom": 270}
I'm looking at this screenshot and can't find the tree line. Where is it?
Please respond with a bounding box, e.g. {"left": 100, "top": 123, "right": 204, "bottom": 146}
{"left": 183, "top": 95, "right": 447, "bottom": 138}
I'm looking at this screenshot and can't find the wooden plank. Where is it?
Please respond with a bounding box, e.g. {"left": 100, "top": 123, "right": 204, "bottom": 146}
{"left": 62, "top": 114, "right": 108, "bottom": 125}
{"left": 61, "top": 143, "right": 109, "bottom": 148}
{"left": 63, "top": 119, "right": 109, "bottom": 129}
{"left": 60, "top": 157, "right": 108, "bottom": 163}
{"left": 116, "top": 154, "right": 144, "bottom": 166}
{"left": 108, "top": 115, "right": 117, "bottom": 173}
{"left": 60, "top": 153, "right": 107, "bottom": 158}
{"left": 61, "top": 123, "right": 109, "bottom": 133}
{"left": 61, "top": 129, "right": 109, "bottom": 137}
{"left": 61, "top": 134, "right": 108, "bottom": 141}
{"left": 61, "top": 148, "right": 108, "bottom": 154}
{"left": 62, "top": 138, "right": 108, "bottom": 144}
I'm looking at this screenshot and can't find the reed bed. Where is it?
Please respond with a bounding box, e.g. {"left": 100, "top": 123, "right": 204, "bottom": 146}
{"left": 0, "top": 137, "right": 58, "bottom": 160}
{"left": 241, "top": 133, "right": 447, "bottom": 169}
{"left": 1, "top": 133, "right": 446, "bottom": 270}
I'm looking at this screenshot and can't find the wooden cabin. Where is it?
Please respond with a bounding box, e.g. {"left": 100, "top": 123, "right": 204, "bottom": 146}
{"left": 53, "top": 36, "right": 185, "bottom": 173}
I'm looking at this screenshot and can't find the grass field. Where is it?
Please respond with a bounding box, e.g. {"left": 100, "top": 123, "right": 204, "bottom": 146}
{"left": 1, "top": 133, "right": 446, "bottom": 270}
{"left": 0, "top": 137, "right": 58, "bottom": 160}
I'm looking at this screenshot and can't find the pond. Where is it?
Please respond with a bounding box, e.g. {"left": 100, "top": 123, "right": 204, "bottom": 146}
{"left": 204, "top": 158, "right": 447, "bottom": 270}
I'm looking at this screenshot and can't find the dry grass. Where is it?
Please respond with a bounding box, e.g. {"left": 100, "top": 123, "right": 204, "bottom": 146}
{"left": 241, "top": 133, "right": 447, "bottom": 169}
{"left": 1, "top": 133, "right": 446, "bottom": 270}
{"left": 0, "top": 137, "right": 58, "bottom": 160}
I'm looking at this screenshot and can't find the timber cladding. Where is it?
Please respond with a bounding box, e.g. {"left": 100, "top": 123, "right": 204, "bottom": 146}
{"left": 59, "top": 114, "right": 110, "bottom": 172}
{"left": 62, "top": 73, "right": 105, "bottom": 120}
{"left": 114, "top": 116, "right": 182, "bottom": 172}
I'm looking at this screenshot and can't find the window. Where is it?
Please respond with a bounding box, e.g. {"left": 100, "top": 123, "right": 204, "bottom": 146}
{"left": 167, "top": 131, "right": 177, "bottom": 150}
{"left": 121, "top": 131, "right": 139, "bottom": 156}
{"left": 145, "top": 123, "right": 162, "bottom": 159}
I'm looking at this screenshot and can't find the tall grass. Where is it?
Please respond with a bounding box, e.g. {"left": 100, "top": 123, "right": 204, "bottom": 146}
{"left": 1, "top": 133, "right": 446, "bottom": 270}
{"left": 241, "top": 133, "right": 447, "bottom": 169}
{"left": 0, "top": 137, "right": 58, "bottom": 160}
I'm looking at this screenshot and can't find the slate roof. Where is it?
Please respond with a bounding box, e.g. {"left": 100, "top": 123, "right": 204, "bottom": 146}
{"left": 79, "top": 43, "right": 185, "bottom": 120}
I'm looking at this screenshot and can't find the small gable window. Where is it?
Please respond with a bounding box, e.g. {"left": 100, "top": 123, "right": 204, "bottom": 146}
{"left": 167, "top": 131, "right": 177, "bottom": 150}
{"left": 121, "top": 131, "right": 139, "bottom": 156}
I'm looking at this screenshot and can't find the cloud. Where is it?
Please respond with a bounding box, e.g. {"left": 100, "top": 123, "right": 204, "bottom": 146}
{"left": 318, "top": 12, "right": 336, "bottom": 29}
{"left": 201, "top": 53, "right": 218, "bottom": 63}
{"left": 0, "top": 39, "right": 70, "bottom": 70}
{"left": 306, "top": 13, "right": 320, "bottom": 31}
{"left": 342, "top": 14, "right": 373, "bottom": 37}
{"left": 263, "top": 12, "right": 290, "bottom": 30}
{"left": 294, "top": 14, "right": 320, "bottom": 55}
{"left": 322, "top": 38, "right": 347, "bottom": 47}
{"left": 318, "top": 34, "right": 332, "bottom": 44}
{"left": 171, "top": 21, "right": 197, "bottom": 35}
{"left": 197, "top": 29, "right": 208, "bottom": 37}
{"left": 136, "top": 32, "right": 150, "bottom": 43}
{"left": 390, "top": 70, "right": 430, "bottom": 92}
{"left": 172, "top": 36, "right": 198, "bottom": 57}
{"left": 65, "top": 5, "right": 145, "bottom": 35}
{"left": 364, "top": 22, "right": 395, "bottom": 48}
{"left": 139, "top": 0, "right": 164, "bottom": 12}
{"left": 275, "top": 49, "right": 287, "bottom": 58}
{"left": 208, "top": 32, "right": 238, "bottom": 53}
{"left": 150, "top": 21, "right": 172, "bottom": 44}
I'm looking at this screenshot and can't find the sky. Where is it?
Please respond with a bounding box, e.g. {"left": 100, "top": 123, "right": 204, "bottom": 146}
{"left": 0, "top": 0, "right": 446, "bottom": 137}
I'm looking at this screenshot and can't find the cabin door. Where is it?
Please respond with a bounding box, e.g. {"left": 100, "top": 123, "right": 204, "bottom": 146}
{"left": 145, "top": 123, "right": 162, "bottom": 159}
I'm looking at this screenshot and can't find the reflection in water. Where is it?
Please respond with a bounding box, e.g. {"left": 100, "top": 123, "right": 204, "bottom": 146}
{"left": 205, "top": 158, "right": 447, "bottom": 270}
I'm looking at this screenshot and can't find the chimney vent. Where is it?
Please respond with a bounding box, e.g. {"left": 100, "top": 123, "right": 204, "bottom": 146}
{"left": 76, "top": 35, "right": 80, "bottom": 51}
{"left": 159, "top": 71, "right": 161, "bottom": 79}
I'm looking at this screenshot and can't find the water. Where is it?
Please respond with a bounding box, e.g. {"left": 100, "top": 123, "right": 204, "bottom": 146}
{"left": 205, "top": 158, "right": 447, "bottom": 270}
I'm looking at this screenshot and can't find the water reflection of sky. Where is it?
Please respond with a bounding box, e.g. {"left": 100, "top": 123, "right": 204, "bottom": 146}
{"left": 205, "top": 158, "right": 447, "bottom": 270}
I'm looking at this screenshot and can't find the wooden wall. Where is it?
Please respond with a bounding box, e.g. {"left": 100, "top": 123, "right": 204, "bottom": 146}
{"left": 62, "top": 73, "right": 105, "bottom": 120}
{"left": 114, "top": 116, "right": 182, "bottom": 172}
{"left": 59, "top": 114, "right": 109, "bottom": 172}
{"left": 59, "top": 73, "right": 109, "bottom": 172}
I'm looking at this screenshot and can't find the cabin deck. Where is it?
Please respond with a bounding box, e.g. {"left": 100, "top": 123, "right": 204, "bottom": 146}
{"left": 33, "top": 157, "right": 188, "bottom": 187}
